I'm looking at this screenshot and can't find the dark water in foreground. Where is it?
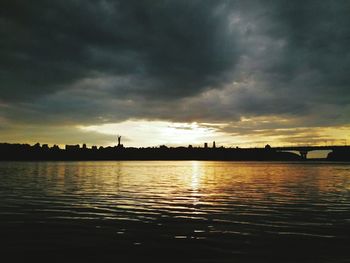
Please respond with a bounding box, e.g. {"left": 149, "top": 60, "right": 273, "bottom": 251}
{"left": 0, "top": 161, "right": 349, "bottom": 262}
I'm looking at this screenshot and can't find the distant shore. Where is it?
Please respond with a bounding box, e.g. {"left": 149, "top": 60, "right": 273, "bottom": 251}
{"left": 1, "top": 142, "right": 349, "bottom": 161}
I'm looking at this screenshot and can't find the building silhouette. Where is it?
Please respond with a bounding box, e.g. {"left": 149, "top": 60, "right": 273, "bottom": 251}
{"left": 65, "top": 144, "right": 80, "bottom": 151}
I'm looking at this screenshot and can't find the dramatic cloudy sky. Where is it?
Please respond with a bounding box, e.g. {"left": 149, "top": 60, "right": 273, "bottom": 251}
{"left": 1, "top": 0, "right": 350, "bottom": 147}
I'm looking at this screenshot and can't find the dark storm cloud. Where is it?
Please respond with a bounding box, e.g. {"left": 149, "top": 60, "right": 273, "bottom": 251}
{"left": 1, "top": 0, "right": 350, "bottom": 144}
{"left": 0, "top": 0, "right": 238, "bottom": 101}
{"left": 262, "top": 0, "right": 350, "bottom": 102}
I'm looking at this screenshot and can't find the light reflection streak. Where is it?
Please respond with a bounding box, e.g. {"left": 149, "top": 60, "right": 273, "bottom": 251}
{"left": 190, "top": 161, "right": 200, "bottom": 192}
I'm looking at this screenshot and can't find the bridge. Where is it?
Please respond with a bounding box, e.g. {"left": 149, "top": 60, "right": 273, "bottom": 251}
{"left": 273, "top": 145, "right": 350, "bottom": 159}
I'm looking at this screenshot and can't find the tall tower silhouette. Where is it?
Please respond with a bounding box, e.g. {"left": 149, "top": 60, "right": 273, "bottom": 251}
{"left": 117, "top": 135, "right": 121, "bottom": 146}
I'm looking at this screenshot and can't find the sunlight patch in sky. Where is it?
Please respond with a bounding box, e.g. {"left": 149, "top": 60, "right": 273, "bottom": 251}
{"left": 79, "top": 120, "right": 350, "bottom": 148}
{"left": 80, "top": 120, "right": 222, "bottom": 147}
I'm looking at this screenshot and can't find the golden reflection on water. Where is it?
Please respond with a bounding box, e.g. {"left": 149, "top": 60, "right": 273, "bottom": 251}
{"left": 190, "top": 161, "right": 201, "bottom": 192}
{"left": 1, "top": 161, "right": 350, "bottom": 262}
{"left": 27, "top": 161, "right": 350, "bottom": 206}
{"left": 2, "top": 161, "right": 350, "bottom": 221}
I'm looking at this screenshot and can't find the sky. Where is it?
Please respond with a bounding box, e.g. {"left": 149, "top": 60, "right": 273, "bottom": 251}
{"left": 1, "top": 0, "right": 350, "bottom": 148}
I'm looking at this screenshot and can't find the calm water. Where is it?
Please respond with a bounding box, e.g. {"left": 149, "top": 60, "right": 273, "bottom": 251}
{"left": 0, "top": 161, "right": 349, "bottom": 262}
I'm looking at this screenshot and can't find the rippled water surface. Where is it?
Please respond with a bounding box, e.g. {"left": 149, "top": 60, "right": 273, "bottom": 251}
{"left": 1, "top": 161, "right": 349, "bottom": 262}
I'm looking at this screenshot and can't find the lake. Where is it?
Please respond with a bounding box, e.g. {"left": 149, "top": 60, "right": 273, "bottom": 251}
{"left": 0, "top": 161, "right": 349, "bottom": 262}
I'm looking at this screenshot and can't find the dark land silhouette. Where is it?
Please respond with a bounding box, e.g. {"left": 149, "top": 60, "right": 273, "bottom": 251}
{"left": 327, "top": 147, "right": 350, "bottom": 161}
{"left": 1, "top": 140, "right": 349, "bottom": 161}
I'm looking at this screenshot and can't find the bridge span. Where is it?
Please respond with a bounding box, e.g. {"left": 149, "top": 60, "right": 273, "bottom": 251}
{"left": 273, "top": 145, "right": 350, "bottom": 159}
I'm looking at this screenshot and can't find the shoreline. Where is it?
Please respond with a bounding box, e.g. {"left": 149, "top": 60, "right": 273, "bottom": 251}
{"left": 1, "top": 142, "right": 349, "bottom": 162}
